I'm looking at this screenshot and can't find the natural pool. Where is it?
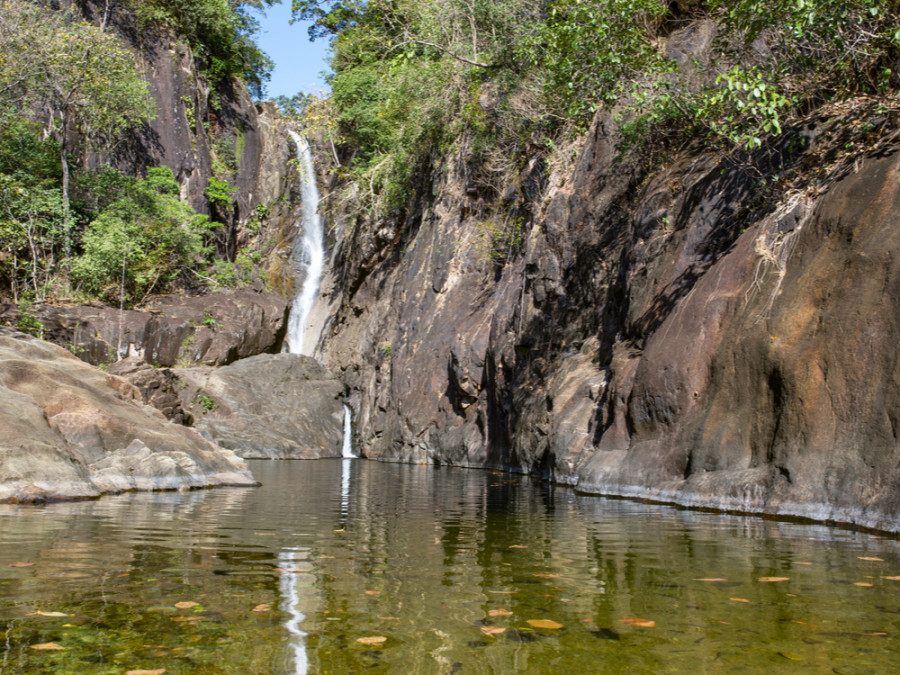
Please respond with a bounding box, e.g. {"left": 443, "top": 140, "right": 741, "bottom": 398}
{"left": 1, "top": 459, "right": 898, "bottom": 674}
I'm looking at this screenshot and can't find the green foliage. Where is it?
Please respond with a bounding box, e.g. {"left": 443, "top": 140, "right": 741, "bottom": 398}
{"left": 71, "top": 167, "right": 211, "bottom": 304}
{"left": 127, "top": 0, "right": 278, "bottom": 98}
{"left": 194, "top": 392, "right": 219, "bottom": 412}
{"left": 15, "top": 299, "right": 44, "bottom": 338}
{"left": 204, "top": 175, "right": 239, "bottom": 206}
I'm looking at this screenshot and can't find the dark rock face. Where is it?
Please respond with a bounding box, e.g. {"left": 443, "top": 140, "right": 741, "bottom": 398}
{"left": 0, "top": 329, "right": 257, "bottom": 502}
{"left": 173, "top": 354, "right": 345, "bottom": 459}
{"left": 0, "top": 290, "right": 288, "bottom": 368}
{"left": 321, "top": 100, "right": 900, "bottom": 531}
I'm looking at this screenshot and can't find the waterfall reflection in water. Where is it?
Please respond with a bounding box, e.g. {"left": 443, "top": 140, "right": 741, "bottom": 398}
{"left": 278, "top": 547, "right": 311, "bottom": 675}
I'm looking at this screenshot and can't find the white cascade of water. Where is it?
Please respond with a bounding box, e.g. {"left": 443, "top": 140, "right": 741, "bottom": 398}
{"left": 278, "top": 547, "right": 310, "bottom": 675}
{"left": 286, "top": 130, "right": 325, "bottom": 355}
{"left": 342, "top": 404, "right": 355, "bottom": 459}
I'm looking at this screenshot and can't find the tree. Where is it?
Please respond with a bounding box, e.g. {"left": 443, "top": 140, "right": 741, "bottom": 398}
{"left": 0, "top": 0, "right": 156, "bottom": 267}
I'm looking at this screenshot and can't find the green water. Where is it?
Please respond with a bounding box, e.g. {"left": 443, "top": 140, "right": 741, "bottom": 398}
{"left": 1, "top": 460, "right": 898, "bottom": 674}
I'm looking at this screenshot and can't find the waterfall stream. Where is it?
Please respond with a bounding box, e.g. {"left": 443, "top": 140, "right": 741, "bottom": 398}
{"left": 286, "top": 130, "right": 325, "bottom": 355}
{"left": 342, "top": 404, "right": 355, "bottom": 459}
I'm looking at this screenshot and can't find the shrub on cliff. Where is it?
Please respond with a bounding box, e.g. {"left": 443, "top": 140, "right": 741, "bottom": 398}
{"left": 71, "top": 167, "right": 211, "bottom": 305}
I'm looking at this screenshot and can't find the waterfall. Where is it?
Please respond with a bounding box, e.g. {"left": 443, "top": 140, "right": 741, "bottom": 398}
{"left": 342, "top": 404, "right": 355, "bottom": 459}
{"left": 286, "top": 130, "right": 325, "bottom": 355}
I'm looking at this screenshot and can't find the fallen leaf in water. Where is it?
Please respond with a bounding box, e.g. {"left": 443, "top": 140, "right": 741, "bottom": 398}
{"left": 583, "top": 619, "right": 593, "bottom": 623}
{"left": 792, "top": 620, "right": 811, "bottom": 626}
{"left": 319, "top": 555, "right": 335, "bottom": 559}
{"left": 532, "top": 573, "right": 562, "bottom": 578}
{"left": 618, "top": 618, "right": 656, "bottom": 628}
{"left": 365, "top": 590, "right": 381, "bottom": 596}
{"left": 30, "top": 643, "right": 65, "bottom": 650}
{"left": 488, "top": 609, "right": 513, "bottom": 617}
{"left": 778, "top": 651, "right": 802, "bottom": 661}
{"left": 854, "top": 582, "right": 874, "bottom": 587}
{"left": 756, "top": 577, "right": 790, "bottom": 582}
{"left": 481, "top": 626, "right": 506, "bottom": 636}
{"left": 694, "top": 578, "right": 729, "bottom": 582}
{"left": 171, "top": 616, "right": 201, "bottom": 622}
{"left": 118, "top": 573, "right": 130, "bottom": 577}
{"left": 272, "top": 567, "right": 296, "bottom": 573}
{"left": 174, "top": 602, "right": 199, "bottom": 609}
{"left": 858, "top": 557, "right": 884, "bottom": 562}
{"left": 862, "top": 632, "right": 888, "bottom": 637}
{"left": 508, "top": 545, "right": 528, "bottom": 549}
{"left": 882, "top": 576, "right": 900, "bottom": 581}
{"left": 252, "top": 604, "right": 271, "bottom": 613}
{"left": 794, "top": 562, "right": 813, "bottom": 566}
{"left": 125, "top": 670, "right": 166, "bottom": 675}
{"left": 730, "top": 598, "right": 751, "bottom": 603}
{"left": 356, "top": 636, "right": 387, "bottom": 645}
{"left": 28, "top": 611, "right": 68, "bottom": 617}
{"left": 488, "top": 590, "right": 517, "bottom": 594}
{"left": 8, "top": 562, "right": 34, "bottom": 568}
{"left": 527, "top": 619, "right": 563, "bottom": 629}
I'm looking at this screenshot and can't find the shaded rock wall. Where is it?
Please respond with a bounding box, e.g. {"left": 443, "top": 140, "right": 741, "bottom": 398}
{"left": 320, "top": 106, "right": 900, "bottom": 531}
{"left": 0, "top": 328, "right": 257, "bottom": 502}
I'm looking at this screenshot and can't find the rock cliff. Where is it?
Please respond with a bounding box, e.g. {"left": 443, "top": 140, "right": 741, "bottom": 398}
{"left": 318, "top": 99, "right": 900, "bottom": 531}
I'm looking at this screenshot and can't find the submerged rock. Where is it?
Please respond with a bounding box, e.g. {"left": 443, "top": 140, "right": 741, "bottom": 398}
{"left": 174, "top": 353, "right": 345, "bottom": 459}
{"left": 0, "top": 329, "right": 257, "bottom": 502}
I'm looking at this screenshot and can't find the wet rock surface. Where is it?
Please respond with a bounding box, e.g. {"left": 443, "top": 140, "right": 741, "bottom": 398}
{"left": 173, "top": 354, "right": 345, "bottom": 459}
{"left": 0, "top": 329, "right": 257, "bottom": 502}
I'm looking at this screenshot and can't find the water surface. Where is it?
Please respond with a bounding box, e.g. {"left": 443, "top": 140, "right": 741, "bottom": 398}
{"left": 1, "top": 460, "right": 899, "bottom": 673}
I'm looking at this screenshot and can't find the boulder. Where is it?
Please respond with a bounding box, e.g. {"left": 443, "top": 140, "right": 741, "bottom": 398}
{"left": 0, "top": 328, "right": 257, "bottom": 502}
{"left": 174, "top": 354, "right": 345, "bottom": 459}
{"left": 0, "top": 289, "right": 288, "bottom": 368}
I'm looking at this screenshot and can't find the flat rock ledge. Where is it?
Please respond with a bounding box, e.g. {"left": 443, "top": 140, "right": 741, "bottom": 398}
{"left": 0, "top": 329, "right": 257, "bottom": 502}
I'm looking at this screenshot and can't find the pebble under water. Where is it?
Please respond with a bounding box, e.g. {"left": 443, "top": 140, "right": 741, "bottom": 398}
{"left": 1, "top": 460, "right": 899, "bottom": 674}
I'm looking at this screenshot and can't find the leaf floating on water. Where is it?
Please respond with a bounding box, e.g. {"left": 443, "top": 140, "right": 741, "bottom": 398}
{"left": 30, "top": 643, "right": 66, "bottom": 651}
{"left": 356, "top": 636, "right": 387, "bottom": 645}
{"left": 365, "top": 590, "right": 381, "bottom": 596}
{"left": 693, "top": 578, "right": 729, "bottom": 582}
{"left": 8, "top": 562, "right": 34, "bottom": 568}
{"left": 126, "top": 670, "right": 166, "bottom": 675}
{"left": 756, "top": 577, "right": 790, "bottom": 582}
{"left": 28, "top": 611, "right": 68, "bottom": 617}
{"left": 882, "top": 576, "right": 900, "bottom": 581}
{"left": 488, "top": 609, "right": 514, "bottom": 617}
{"left": 252, "top": 604, "right": 271, "bottom": 613}
{"left": 174, "top": 602, "right": 199, "bottom": 609}
{"left": 481, "top": 626, "right": 506, "bottom": 636}
{"left": 858, "top": 557, "right": 884, "bottom": 562}
{"left": 730, "top": 598, "right": 751, "bottom": 603}
{"left": 854, "top": 582, "right": 874, "bottom": 587}
{"left": 272, "top": 567, "right": 296, "bottom": 573}
{"left": 508, "top": 545, "right": 528, "bottom": 549}
{"left": 778, "top": 651, "right": 803, "bottom": 661}
{"left": 527, "top": 619, "right": 563, "bottom": 629}
{"left": 488, "top": 590, "right": 517, "bottom": 594}
{"left": 794, "top": 562, "right": 813, "bottom": 566}
{"left": 862, "top": 632, "right": 888, "bottom": 637}
{"left": 532, "top": 573, "right": 562, "bottom": 578}
{"left": 618, "top": 618, "right": 656, "bottom": 628}
{"left": 171, "top": 616, "right": 202, "bottom": 622}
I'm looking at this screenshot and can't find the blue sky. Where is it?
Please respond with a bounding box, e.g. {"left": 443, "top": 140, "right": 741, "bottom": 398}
{"left": 255, "top": 2, "right": 332, "bottom": 100}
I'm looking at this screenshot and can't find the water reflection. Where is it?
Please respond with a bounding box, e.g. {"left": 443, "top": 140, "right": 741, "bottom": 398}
{"left": 278, "top": 548, "right": 312, "bottom": 675}
{"left": 0, "top": 461, "right": 898, "bottom": 674}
